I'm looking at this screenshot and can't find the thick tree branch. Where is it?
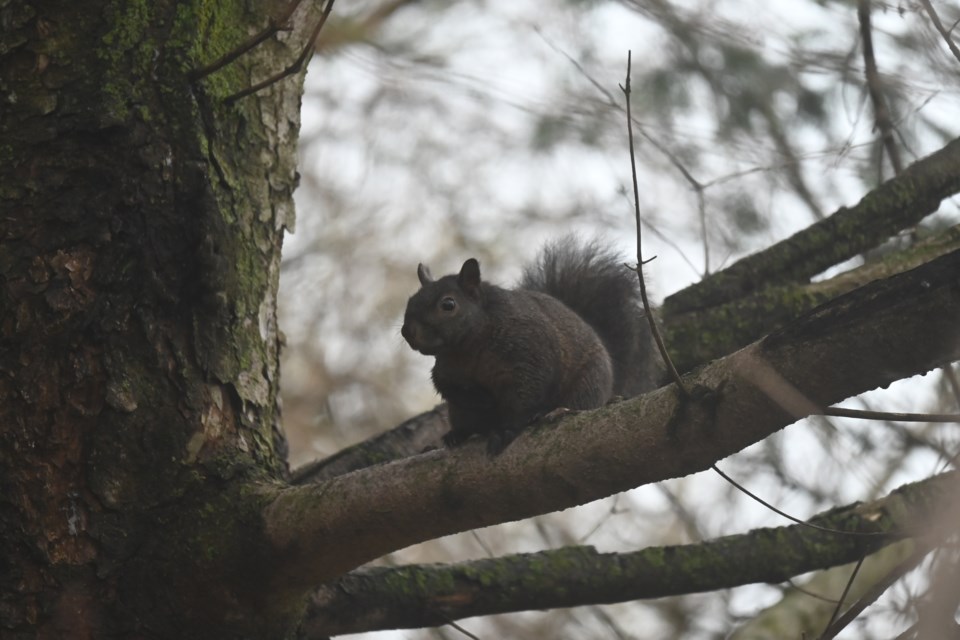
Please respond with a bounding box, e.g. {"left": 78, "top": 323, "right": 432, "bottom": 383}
{"left": 291, "top": 224, "right": 960, "bottom": 476}
{"left": 289, "top": 137, "right": 960, "bottom": 477}
{"left": 293, "top": 137, "right": 960, "bottom": 473}
{"left": 290, "top": 405, "right": 448, "bottom": 483}
{"left": 297, "top": 472, "right": 955, "bottom": 636}
{"left": 261, "top": 248, "right": 960, "bottom": 591}
{"left": 664, "top": 223, "right": 960, "bottom": 372}
{"left": 663, "top": 136, "right": 960, "bottom": 314}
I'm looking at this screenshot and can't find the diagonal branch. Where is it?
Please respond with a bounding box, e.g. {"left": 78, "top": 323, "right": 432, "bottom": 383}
{"left": 292, "top": 224, "right": 960, "bottom": 481}
{"left": 663, "top": 136, "right": 960, "bottom": 314}
{"left": 189, "top": 1, "right": 303, "bottom": 80}
{"left": 260, "top": 247, "right": 960, "bottom": 591}
{"left": 290, "top": 405, "right": 448, "bottom": 484}
{"left": 290, "top": 138, "right": 960, "bottom": 476}
{"left": 297, "top": 472, "right": 955, "bottom": 636}
{"left": 918, "top": 0, "right": 960, "bottom": 65}
{"left": 664, "top": 223, "right": 960, "bottom": 372}
{"left": 224, "top": 0, "right": 336, "bottom": 104}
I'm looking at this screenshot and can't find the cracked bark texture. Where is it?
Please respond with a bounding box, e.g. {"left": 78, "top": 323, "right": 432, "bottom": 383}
{"left": 0, "top": 1, "right": 312, "bottom": 637}
{"left": 1, "top": 2, "right": 959, "bottom": 639}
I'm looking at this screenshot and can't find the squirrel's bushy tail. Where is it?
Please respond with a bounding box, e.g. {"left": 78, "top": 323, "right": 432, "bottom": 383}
{"left": 520, "top": 237, "right": 661, "bottom": 397}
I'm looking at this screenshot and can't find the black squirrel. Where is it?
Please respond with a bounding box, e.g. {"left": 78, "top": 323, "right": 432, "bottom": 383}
{"left": 401, "top": 237, "right": 659, "bottom": 453}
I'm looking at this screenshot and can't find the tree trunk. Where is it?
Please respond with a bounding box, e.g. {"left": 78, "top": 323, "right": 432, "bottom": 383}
{"left": 1, "top": 2, "right": 308, "bottom": 637}
{"left": 2, "top": 2, "right": 959, "bottom": 639}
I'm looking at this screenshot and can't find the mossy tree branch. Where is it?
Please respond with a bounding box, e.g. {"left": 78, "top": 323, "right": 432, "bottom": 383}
{"left": 1, "top": 1, "right": 328, "bottom": 636}
{"left": 663, "top": 135, "right": 960, "bottom": 315}
{"left": 663, "top": 223, "right": 960, "bottom": 373}
{"left": 291, "top": 138, "right": 960, "bottom": 479}
{"left": 297, "top": 471, "right": 955, "bottom": 636}
{"left": 261, "top": 248, "right": 960, "bottom": 593}
{"left": 292, "top": 223, "right": 960, "bottom": 480}
{"left": 290, "top": 405, "right": 450, "bottom": 484}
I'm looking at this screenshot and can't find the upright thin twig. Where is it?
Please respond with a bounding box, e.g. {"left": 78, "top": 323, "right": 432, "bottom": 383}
{"left": 538, "top": 30, "right": 709, "bottom": 277}
{"left": 861, "top": 0, "right": 960, "bottom": 477}
{"left": 619, "top": 50, "right": 686, "bottom": 395}
{"left": 857, "top": 0, "right": 904, "bottom": 175}
{"left": 619, "top": 50, "right": 895, "bottom": 539}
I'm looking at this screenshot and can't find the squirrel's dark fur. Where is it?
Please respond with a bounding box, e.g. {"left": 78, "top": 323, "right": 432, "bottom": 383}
{"left": 401, "top": 237, "right": 658, "bottom": 453}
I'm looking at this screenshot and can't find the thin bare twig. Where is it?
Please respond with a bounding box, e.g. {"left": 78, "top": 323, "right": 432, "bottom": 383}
{"left": 823, "top": 557, "right": 864, "bottom": 634}
{"left": 189, "top": 0, "right": 303, "bottom": 81}
{"left": 620, "top": 50, "right": 686, "bottom": 395}
{"left": 940, "top": 363, "right": 960, "bottom": 470}
{"left": 857, "top": 0, "right": 904, "bottom": 175}
{"left": 784, "top": 578, "right": 842, "bottom": 604}
{"left": 577, "top": 495, "right": 624, "bottom": 544}
{"left": 918, "top": 0, "right": 960, "bottom": 65}
{"left": 448, "top": 620, "right": 481, "bottom": 640}
{"left": 537, "top": 29, "right": 710, "bottom": 277}
{"left": 424, "top": 601, "right": 485, "bottom": 640}
{"left": 817, "top": 546, "right": 932, "bottom": 640}
{"left": 945, "top": 364, "right": 960, "bottom": 403}
{"left": 822, "top": 406, "right": 960, "bottom": 423}
{"left": 632, "top": 128, "right": 712, "bottom": 272}
{"left": 469, "top": 530, "right": 495, "bottom": 558}
{"left": 224, "top": 0, "right": 336, "bottom": 105}
{"left": 619, "top": 50, "right": 893, "bottom": 540}
{"left": 711, "top": 464, "right": 889, "bottom": 538}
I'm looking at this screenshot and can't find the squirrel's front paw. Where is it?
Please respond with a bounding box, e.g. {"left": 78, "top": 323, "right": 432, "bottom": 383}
{"left": 485, "top": 429, "right": 519, "bottom": 456}
{"left": 442, "top": 429, "right": 470, "bottom": 448}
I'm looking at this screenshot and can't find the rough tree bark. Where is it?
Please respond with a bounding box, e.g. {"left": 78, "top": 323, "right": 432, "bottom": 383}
{"left": 1, "top": 2, "right": 958, "bottom": 639}
{"left": 1, "top": 1, "right": 312, "bottom": 637}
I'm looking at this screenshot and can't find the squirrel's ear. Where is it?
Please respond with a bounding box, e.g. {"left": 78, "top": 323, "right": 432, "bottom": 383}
{"left": 458, "top": 258, "right": 482, "bottom": 296}
{"left": 417, "top": 263, "right": 433, "bottom": 286}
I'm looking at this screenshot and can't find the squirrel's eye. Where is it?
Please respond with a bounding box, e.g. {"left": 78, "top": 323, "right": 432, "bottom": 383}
{"left": 439, "top": 296, "right": 456, "bottom": 312}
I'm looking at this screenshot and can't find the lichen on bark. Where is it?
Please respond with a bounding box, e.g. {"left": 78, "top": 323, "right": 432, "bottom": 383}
{"left": 1, "top": 1, "right": 317, "bottom": 636}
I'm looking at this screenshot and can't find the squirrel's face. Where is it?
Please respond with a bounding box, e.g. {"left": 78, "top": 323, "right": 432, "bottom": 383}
{"left": 401, "top": 260, "right": 484, "bottom": 356}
